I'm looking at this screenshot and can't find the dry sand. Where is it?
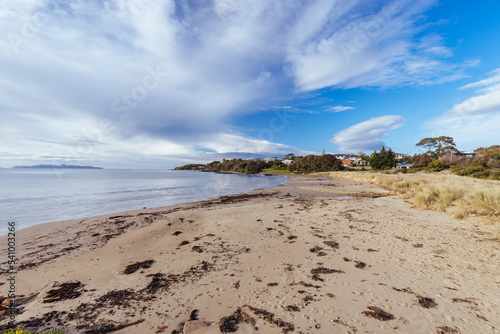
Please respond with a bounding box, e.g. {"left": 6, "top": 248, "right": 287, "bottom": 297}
{"left": 0, "top": 175, "right": 498, "bottom": 333}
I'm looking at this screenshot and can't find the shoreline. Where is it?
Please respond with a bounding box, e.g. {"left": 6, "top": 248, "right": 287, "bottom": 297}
{"left": 0, "top": 170, "right": 287, "bottom": 237}
{"left": 0, "top": 175, "right": 498, "bottom": 333}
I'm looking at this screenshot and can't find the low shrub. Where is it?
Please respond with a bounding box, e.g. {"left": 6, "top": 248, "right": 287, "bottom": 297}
{"left": 427, "top": 160, "right": 444, "bottom": 172}
{"left": 453, "top": 165, "right": 485, "bottom": 176}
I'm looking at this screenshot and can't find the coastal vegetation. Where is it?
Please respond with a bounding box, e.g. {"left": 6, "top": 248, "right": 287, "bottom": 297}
{"left": 176, "top": 154, "right": 344, "bottom": 174}
{"left": 401, "top": 144, "right": 500, "bottom": 180}
{"left": 173, "top": 164, "right": 206, "bottom": 170}
{"left": 450, "top": 145, "right": 500, "bottom": 179}
{"left": 361, "top": 146, "right": 397, "bottom": 170}
{"left": 174, "top": 137, "right": 499, "bottom": 180}
{"left": 416, "top": 136, "right": 459, "bottom": 158}
{"left": 363, "top": 137, "right": 500, "bottom": 180}
{"left": 204, "top": 158, "right": 269, "bottom": 174}
{"left": 329, "top": 171, "right": 500, "bottom": 224}
{"left": 287, "top": 154, "right": 344, "bottom": 173}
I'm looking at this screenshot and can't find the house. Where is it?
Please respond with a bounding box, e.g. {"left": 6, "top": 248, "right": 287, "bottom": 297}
{"left": 395, "top": 162, "right": 413, "bottom": 169}
{"left": 342, "top": 159, "right": 353, "bottom": 167}
{"left": 352, "top": 158, "right": 369, "bottom": 166}
{"left": 281, "top": 159, "right": 294, "bottom": 166}
{"left": 459, "top": 152, "right": 476, "bottom": 158}
{"left": 394, "top": 153, "right": 406, "bottom": 160}
{"left": 334, "top": 153, "right": 358, "bottom": 160}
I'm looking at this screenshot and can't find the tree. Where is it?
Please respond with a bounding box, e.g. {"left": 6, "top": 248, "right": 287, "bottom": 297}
{"left": 368, "top": 146, "right": 397, "bottom": 170}
{"left": 413, "top": 153, "right": 433, "bottom": 167}
{"left": 416, "top": 136, "right": 458, "bottom": 158}
{"left": 287, "top": 154, "right": 343, "bottom": 172}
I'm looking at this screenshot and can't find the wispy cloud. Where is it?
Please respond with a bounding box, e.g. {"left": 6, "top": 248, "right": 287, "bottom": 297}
{"left": 448, "top": 68, "right": 500, "bottom": 116}
{"left": 287, "top": 0, "right": 473, "bottom": 91}
{"left": 328, "top": 105, "right": 355, "bottom": 113}
{"left": 425, "top": 68, "right": 500, "bottom": 151}
{"left": 0, "top": 0, "right": 470, "bottom": 166}
{"left": 330, "top": 115, "right": 405, "bottom": 152}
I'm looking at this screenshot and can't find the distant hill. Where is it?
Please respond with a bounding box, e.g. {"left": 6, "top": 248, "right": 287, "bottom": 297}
{"left": 12, "top": 164, "right": 103, "bottom": 169}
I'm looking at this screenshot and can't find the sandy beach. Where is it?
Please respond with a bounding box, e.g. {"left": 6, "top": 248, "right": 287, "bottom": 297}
{"left": 0, "top": 175, "right": 498, "bottom": 333}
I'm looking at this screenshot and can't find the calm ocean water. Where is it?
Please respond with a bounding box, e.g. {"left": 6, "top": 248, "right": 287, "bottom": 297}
{"left": 0, "top": 169, "right": 285, "bottom": 234}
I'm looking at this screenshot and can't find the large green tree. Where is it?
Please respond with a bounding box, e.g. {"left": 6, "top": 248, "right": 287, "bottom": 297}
{"left": 287, "top": 154, "right": 343, "bottom": 172}
{"left": 416, "top": 136, "right": 458, "bottom": 158}
{"left": 369, "top": 146, "right": 397, "bottom": 170}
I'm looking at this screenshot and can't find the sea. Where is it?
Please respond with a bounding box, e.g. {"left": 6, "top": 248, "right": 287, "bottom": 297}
{"left": 0, "top": 169, "right": 285, "bottom": 235}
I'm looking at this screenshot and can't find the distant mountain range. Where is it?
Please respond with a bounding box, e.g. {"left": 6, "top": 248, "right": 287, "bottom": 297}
{"left": 12, "top": 164, "right": 103, "bottom": 169}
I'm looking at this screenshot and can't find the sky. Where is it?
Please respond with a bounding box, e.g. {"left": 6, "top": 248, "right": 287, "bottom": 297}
{"left": 1, "top": 0, "right": 499, "bottom": 169}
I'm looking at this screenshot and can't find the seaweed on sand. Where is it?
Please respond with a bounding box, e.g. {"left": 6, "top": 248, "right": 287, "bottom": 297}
{"left": 310, "top": 267, "right": 344, "bottom": 281}
{"left": 122, "top": 260, "right": 154, "bottom": 274}
{"left": 417, "top": 295, "right": 437, "bottom": 308}
{"left": 362, "top": 306, "right": 394, "bottom": 321}
{"left": 43, "top": 282, "right": 84, "bottom": 303}
{"left": 323, "top": 241, "right": 339, "bottom": 249}
{"left": 219, "top": 307, "right": 256, "bottom": 333}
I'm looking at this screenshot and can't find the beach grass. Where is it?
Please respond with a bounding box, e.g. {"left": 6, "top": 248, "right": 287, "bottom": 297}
{"left": 261, "top": 168, "right": 292, "bottom": 174}
{"left": 329, "top": 171, "right": 500, "bottom": 225}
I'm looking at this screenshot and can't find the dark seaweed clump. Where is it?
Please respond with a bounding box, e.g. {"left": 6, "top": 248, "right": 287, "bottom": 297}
{"left": 362, "top": 306, "right": 394, "bottom": 321}
{"left": 83, "top": 319, "right": 145, "bottom": 333}
{"left": 323, "top": 241, "right": 339, "bottom": 249}
{"left": 191, "top": 245, "right": 203, "bottom": 253}
{"left": 122, "top": 260, "right": 154, "bottom": 274}
{"left": 285, "top": 305, "right": 300, "bottom": 312}
{"left": 219, "top": 307, "right": 256, "bottom": 333}
{"left": 417, "top": 295, "right": 437, "bottom": 308}
{"left": 43, "top": 282, "right": 84, "bottom": 303}
{"left": 436, "top": 326, "right": 460, "bottom": 333}
{"left": 310, "top": 267, "right": 344, "bottom": 281}
{"left": 309, "top": 246, "right": 322, "bottom": 253}
{"left": 354, "top": 261, "right": 367, "bottom": 269}
{"left": 246, "top": 306, "right": 294, "bottom": 333}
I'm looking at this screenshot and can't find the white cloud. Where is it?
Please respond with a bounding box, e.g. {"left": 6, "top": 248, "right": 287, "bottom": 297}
{"left": 424, "top": 113, "right": 500, "bottom": 152}
{"left": 329, "top": 105, "right": 355, "bottom": 113}
{"left": 330, "top": 115, "right": 405, "bottom": 152}
{"left": 448, "top": 68, "right": 500, "bottom": 116}
{"left": 458, "top": 68, "right": 500, "bottom": 90}
{"left": 424, "top": 68, "right": 500, "bottom": 151}
{"left": 287, "top": 0, "right": 471, "bottom": 91}
{"left": 0, "top": 1, "right": 470, "bottom": 166}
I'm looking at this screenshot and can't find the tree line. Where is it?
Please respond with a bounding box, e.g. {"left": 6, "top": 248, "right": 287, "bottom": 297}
{"left": 175, "top": 154, "right": 345, "bottom": 174}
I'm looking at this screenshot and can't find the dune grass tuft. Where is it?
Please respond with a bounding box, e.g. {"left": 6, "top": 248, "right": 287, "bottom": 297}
{"left": 329, "top": 171, "right": 500, "bottom": 226}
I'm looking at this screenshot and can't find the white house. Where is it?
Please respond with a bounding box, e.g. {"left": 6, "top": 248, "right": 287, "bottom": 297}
{"left": 395, "top": 162, "right": 413, "bottom": 169}
{"left": 394, "top": 153, "right": 406, "bottom": 160}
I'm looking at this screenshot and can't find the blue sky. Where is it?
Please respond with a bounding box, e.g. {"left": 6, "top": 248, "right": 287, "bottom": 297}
{"left": 1, "top": 0, "right": 499, "bottom": 168}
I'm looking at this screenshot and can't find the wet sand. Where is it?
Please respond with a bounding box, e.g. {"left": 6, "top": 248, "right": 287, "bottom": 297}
{"left": 0, "top": 175, "right": 498, "bottom": 333}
